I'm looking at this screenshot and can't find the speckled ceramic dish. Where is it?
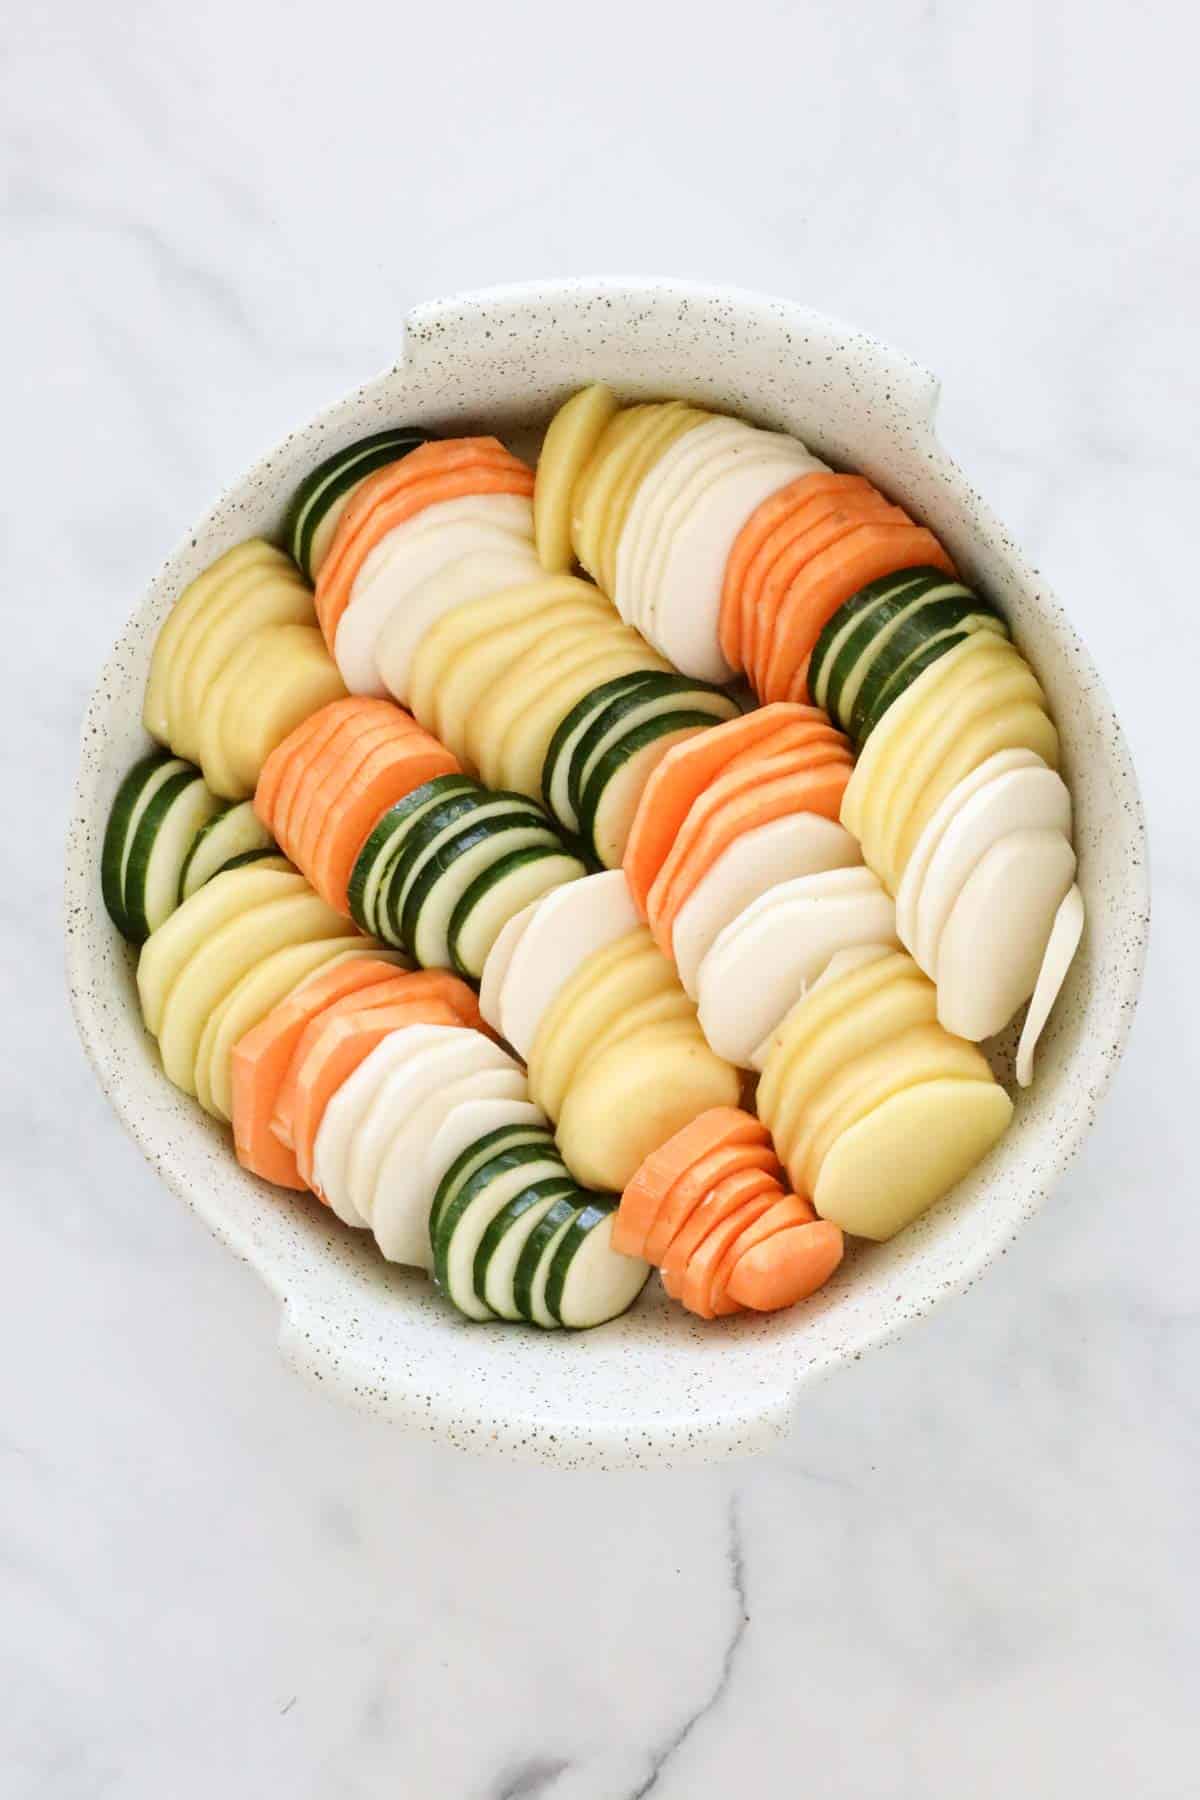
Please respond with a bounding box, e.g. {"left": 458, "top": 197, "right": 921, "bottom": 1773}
{"left": 65, "top": 278, "right": 1148, "bottom": 1469}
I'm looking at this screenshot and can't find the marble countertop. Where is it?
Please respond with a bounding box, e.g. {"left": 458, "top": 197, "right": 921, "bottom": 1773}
{"left": 6, "top": 1, "right": 1197, "bottom": 1793}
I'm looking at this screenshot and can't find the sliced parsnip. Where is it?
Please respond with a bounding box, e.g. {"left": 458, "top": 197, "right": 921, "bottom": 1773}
{"left": 1016, "top": 883, "right": 1086, "bottom": 1087}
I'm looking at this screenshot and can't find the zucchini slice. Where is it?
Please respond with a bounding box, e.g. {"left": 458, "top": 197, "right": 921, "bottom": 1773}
{"left": 123, "top": 769, "right": 225, "bottom": 943}
{"left": 448, "top": 846, "right": 586, "bottom": 981}
{"left": 578, "top": 711, "right": 723, "bottom": 867}
{"left": 402, "top": 816, "right": 563, "bottom": 969}
{"left": 543, "top": 1198, "right": 650, "bottom": 1329}
{"left": 432, "top": 1140, "right": 567, "bottom": 1320}
{"left": 541, "top": 671, "right": 663, "bottom": 832}
{"left": 178, "top": 801, "right": 274, "bottom": 901}
{"left": 429, "top": 1122, "right": 556, "bottom": 1252}
{"left": 282, "top": 426, "right": 436, "bottom": 579}
{"left": 473, "top": 1176, "right": 578, "bottom": 1319}
{"left": 101, "top": 751, "right": 191, "bottom": 939}
{"left": 347, "top": 774, "right": 477, "bottom": 937}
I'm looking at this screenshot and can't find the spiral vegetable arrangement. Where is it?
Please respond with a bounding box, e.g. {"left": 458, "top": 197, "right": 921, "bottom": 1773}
{"left": 100, "top": 384, "right": 1081, "bottom": 1330}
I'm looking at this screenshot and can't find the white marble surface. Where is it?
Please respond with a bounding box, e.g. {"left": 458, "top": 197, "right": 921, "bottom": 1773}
{"left": 4, "top": 1, "right": 1197, "bottom": 1793}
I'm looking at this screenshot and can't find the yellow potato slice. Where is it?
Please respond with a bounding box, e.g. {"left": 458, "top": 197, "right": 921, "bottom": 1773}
{"left": 136, "top": 861, "right": 300, "bottom": 1036}
{"left": 841, "top": 632, "right": 1013, "bottom": 844}
{"left": 860, "top": 643, "right": 1034, "bottom": 884}
{"left": 200, "top": 623, "right": 346, "bottom": 800}
{"left": 527, "top": 928, "right": 676, "bottom": 1118}
{"left": 893, "top": 703, "right": 1061, "bottom": 879}
{"left": 157, "top": 890, "right": 354, "bottom": 1093}
{"left": 144, "top": 540, "right": 283, "bottom": 743}
{"left": 435, "top": 599, "right": 613, "bottom": 768}
{"left": 467, "top": 615, "right": 636, "bottom": 781}
{"left": 407, "top": 575, "right": 602, "bottom": 740}
{"left": 195, "top": 938, "right": 383, "bottom": 1119}
{"left": 755, "top": 947, "right": 911, "bottom": 1121}
{"left": 487, "top": 636, "right": 668, "bottom": 798}
{"left": 556, "top": 1021, "right": 740, "bottom": 1191}
{"left": 814, "top": 1078, "right": 1013, "bottom": 1240}
{"left": 873, "top": 659, "right": 1047, "bottom": 884}
{"left": 167, "top": 552, "right": 313, "bottom": 765}
{"left": 570, "top": 406, "right": 651, "bottom": 579}
{"left": 593, "top": 402, "right": 709, "bottom": 596}
{"left": 789, "top": 1023, "right": 994, "bottom": 1196}
{"left": 768, "top": 976, "right": 939, "bottom": 1165}
{"left": 535, "top": 384, "right": 620, "bottom": 573}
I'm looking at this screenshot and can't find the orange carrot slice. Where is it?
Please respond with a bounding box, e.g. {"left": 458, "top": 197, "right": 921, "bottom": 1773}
{"left": 645, "top": 1141, "right": 780, "bottom": 1266}
{"left": 760, "top": 524, "right": 957, "bottom": 702}
{"left": 268, "top": 969, "right": 481, "bottom": 1151}
{"left": 288, "top": 703, "right": 421, "bottom": 865}
{"left": 260, "top": 697, "right": 405, "bottom": 854}
{"left": 661, "top": 1166, "right": 782, "bottom": 1296}
{"left": 315, "top": 442, "right": 534, "bottom": 642}
{"left": 679, "top": 1181, "right": 799, "bottom": 1315}
{"left": 231, "top": 956, "right": 402, "bottom": 1187}
{"left": 285, "top": 999, "right": 466, "bottom": 1189}
{"left": 719, "top": 472, "right": 882, "bottom": 669}
{"left": 648, "top": 756, "right": 853, "bottom": 951}
{"left": 613, "top": 1105, "right": 767, "bottom": 1258}
{"left": 310, "top": 734, "right": 461, "bottom": 913}
{"left": 622, "top": 706, "right": 814, "bottom": 915}
{"left": 726, "top": 1219, "right": 845, "bottom": 1310}
{"left": 745, "top": 495, "right": 904, "bottom": 689}
{"left": 708, "top": 1192, "right": 817, "bottom": 1316}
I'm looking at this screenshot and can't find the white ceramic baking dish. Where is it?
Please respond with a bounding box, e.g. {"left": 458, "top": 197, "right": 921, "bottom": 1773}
{"left": 65, "top": 278, "right": 1148, "bottom": 1469}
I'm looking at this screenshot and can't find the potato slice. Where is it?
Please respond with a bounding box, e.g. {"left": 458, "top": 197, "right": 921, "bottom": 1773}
{"left": 867, "top": 646, "right": 1040, "bottom": 883}
{"left": 376, "top": 536, "right": 544, "bottom": 706}
{"left": 814, "top": 1078, "right": 1013, "bottom": 1240}
{"left": 470, "top": 620, "right": 644, "bottom": 787}
{"left": 527, "top": 929, "right": 677, "bottom": 1119}
{"left": 556, "top": 1021, "right": 739, "bottom": 1191}
{"left": 195, "top": 938, "right": 373, "bottom": 1119}
{"left": 200, "top": 623, "right": 346, "bottom": 800}
{"left": 136, "top": 862, "right": 302, "bottom": 1036}
{"left": 407, "top": 574, "right": 603, "bottom": 746}
{"left": 841, "top": 631, "right": 1013, "bottom": 843}
{"left": 486, "top": 638, "right": 667, "bottom": 799}
{"left": 894, "top": 703, "right": 1061, "bottom": 881}
{"left": 144, "top": 540, "right": 283, "bottom": 744}
{"left": 767, "top": 976, "right": 939, "bottom": 1166}
{"left": 789, "top": 1023, "right": 994, "bottom": 1195}
{"left": 167, "top": 552, "right": 313, "bottom": 765}
{"left": 535, "top": 383, "right": 619, "bottom": 573}
{"left": 594, "top": 402, "right": 709, "bottom": 597}
{"left": 754, "top": 945, "right": 907, "bottom": 1117}
{"left": 498, "top": 870, "right": 640, "bottom": 1059}
{"left": 157, "top": 891, "right": 353, "bottom": 1094}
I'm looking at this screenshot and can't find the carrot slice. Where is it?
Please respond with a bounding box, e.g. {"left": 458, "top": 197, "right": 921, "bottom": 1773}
{"left": 622, "top": 706, "right": 816, "bottom": 915}
{"left": 661, "top": 1166, "right": 782, "bottom": 1295}
{"left": 318, "top": 437, "right": 516, "bottom": 604}
{"left": 760, "top": 524, "right": 957, "bottom": 703}
{"left": 613, "top": 1105, "right": 766, "bottom": 1257}
{"left": 267, "top": 969, "right": 481, "bottom": 1152}
{"left": 289, "top": 703, "right": 421, "bottom": 867}
{"left": 310, "top": 735, "right": 461, "bottom": 913}
{"left": 648, "top": 755, "right": 854, "bottom": 951}
{"left": 261, "top": 698, "right": 405, "bottom": 853}
{"left": 719, "top": 472, "right": 882, "bottom": 669}
{"left": 316, "top": 443, "right": 534, "bottom": 642}
{"left": 708, "top": 1193, "right": 817, "bottom": 1316}
{"left": 285, "top": 999, "right": 467, "bottom": 1189}
{"left": 645, "top": 1140, "right": 780, "bottom": 1265}
{"left": 744, "top": 495, "right": 904, "bottom": 689}
{"left": 726, "top": 1219, "right": 845, "bottom": 1310}
{"left": 679, "top": 1180, "right": 796, "bottom": 1315}
{"left": 231, "top": 956, "right": 402, "bottom": 1187}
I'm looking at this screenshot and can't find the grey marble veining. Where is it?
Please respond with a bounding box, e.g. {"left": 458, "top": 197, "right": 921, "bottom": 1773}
{"left": 4, "top": 0, "right": 1198, "bottom": 1794}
